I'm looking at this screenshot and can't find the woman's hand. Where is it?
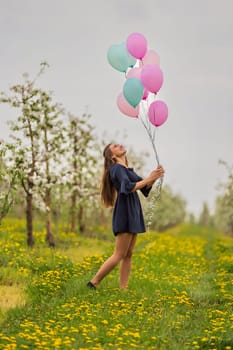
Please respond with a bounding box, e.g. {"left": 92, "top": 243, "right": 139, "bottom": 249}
{"left": 149, "top": 165, "right": 165, "bottom": 182}
{"left": 132, "top": 165, "right": 165, "bottom": 192}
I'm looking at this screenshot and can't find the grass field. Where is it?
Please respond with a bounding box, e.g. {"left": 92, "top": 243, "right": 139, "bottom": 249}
{"left": 0, "top": 219, "right": 233, "bottom": 349}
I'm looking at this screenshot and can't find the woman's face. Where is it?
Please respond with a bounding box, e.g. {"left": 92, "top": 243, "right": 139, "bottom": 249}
{"left": 109, "top": 144, "right": 126, "bottom": 158}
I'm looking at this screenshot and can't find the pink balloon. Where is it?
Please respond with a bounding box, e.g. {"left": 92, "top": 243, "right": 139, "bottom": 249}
{"left": 126, "top": 67, "right": 142, "bottom": 80}
{"left": 117, "top": 92, "right": 139, "bottom": 118}
{"left": 141, "top": 64, "right": 163, "bottom": 93}
{"left": 142, "top": 88, "right": 149, "bottom": 100}
{"left": 142, "top": 49, "right": 160, "bottom": 66}
{"left": 126, "top": 32, "right": 147, "bottom": 59}
{"left": 148, "top": 100, "right": 168, "bottom": 127}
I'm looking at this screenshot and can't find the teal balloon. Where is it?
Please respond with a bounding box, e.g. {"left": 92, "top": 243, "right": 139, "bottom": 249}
{"left": 107, "top": 44, "right": 129, "bottom": 72}
{"left": 121, "top": 42, "right": 137, "bottom": 68}
{"left": 123, "top": 78, "right": 144, "bottom": 107}
{"left": 127, "top": 53, "right": 137, "bottom": 68}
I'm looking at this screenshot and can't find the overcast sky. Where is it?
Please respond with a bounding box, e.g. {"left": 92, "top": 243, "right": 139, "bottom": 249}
{"left": 0, "top": 0, "right": 232, "bottom": 216}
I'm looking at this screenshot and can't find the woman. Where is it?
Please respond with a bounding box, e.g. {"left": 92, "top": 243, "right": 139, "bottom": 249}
{"left": 87, "top": 143, "right": 164, "bottom": 290}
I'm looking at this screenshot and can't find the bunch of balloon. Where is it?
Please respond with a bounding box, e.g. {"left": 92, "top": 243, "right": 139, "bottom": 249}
{"left": 107, "top": 32, "right": 168, "bottom": 200}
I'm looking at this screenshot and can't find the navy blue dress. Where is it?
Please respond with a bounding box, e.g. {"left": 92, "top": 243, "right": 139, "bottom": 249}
{"left": 109, "top": 163, "right": 152, "bottom": 236}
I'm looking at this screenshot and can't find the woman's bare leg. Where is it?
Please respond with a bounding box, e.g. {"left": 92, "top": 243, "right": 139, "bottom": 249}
{"left": 90, "top": 233, "right": 133, "bottom": 287}
{"left": 119, "top": 234, "right": 137, "bottom": 289}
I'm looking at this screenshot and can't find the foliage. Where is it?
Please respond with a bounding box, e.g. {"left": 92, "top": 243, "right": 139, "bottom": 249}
{"left": 214, "top": 160, "right": 233, "bottom": 236}
{"left": 0, "top": 143, "right": 21, "bottom": 223}
{"left": 65, "top": 113, "right": 100, "bottom": 232}
{"left": 198, "top": 201, "right": 214, "bottom": 227}
{"left": 0, "top": 63, "right": 53, "bottom": 245}
{"left": 145, "top": 184, "right": 186, "bottom": 231}
{"left": 0, "top": 64, "right": 102, "bottom": 243}
{"left": 0, "top": 220, "right": 233, "bottom": 349}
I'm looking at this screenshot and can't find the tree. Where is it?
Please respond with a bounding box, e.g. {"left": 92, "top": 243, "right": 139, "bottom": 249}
{"left": 0, "top": 67, "right": 45, "bottom": 245}
{"left": 198, "top": 202, "right": 212, "bottom": 227}
{"left": 34, "top": 90, "right": 65, "bottom": 246}
{"left": 0, "top": 63, "right": 65, "bottom": 246}
{"left": 145, "top": 185, "right": 186, "bottom": 231}
{"left": 214, "top": 160, "right": 233, "bottom": 236}
{"left": 65, "top": 113, "right": 99, "bottom": 233}
{"left": 187, "top": 212, "right": 196, "bottom": 225}
{"left": 0, "top": 142, "right": 20, "bottom": 223}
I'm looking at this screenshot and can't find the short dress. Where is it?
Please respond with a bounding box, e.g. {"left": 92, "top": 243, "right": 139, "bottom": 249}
{"left": 109, "top": 163, "right": 152, "bottom": 236}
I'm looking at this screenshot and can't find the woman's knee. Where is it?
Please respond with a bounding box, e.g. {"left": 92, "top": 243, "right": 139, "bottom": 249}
{"left": 113, "top": 251, "right": 126, "bottom": 262}
{"left": 124, "top": 249, "right": 134, "bottom": 259}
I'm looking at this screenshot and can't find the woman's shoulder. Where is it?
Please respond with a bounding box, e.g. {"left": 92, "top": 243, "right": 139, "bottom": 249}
{"left": 110, "top": 163, "right": 129, "bottom": 176}
{"left": 110, "top": 163, "right": 122, "bottom": 174}
{"left": 111, "top": 163, "right": 129, "bottom": 171}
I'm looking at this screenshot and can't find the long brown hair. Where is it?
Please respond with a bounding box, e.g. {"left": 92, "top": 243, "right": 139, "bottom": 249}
{"left": 100, "top": 144, "right": 116, "bottom": 207}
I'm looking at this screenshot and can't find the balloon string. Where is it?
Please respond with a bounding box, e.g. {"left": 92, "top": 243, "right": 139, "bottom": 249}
{"left": 139, "top": 103, "right": 163, "bottom": 200}
{"left": 140, "top": 103, "right": 160, "bottom": 165}
{"left": 140, "top": 117, "right": 159, "bottom": 166}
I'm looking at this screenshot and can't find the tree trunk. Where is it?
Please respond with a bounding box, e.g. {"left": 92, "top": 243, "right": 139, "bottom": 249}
{"left": 230, "top": 219, "right": 233, "bottom": 237}
{"left": 45, "top": 189, "right": 55, "bottom": 247}
{"left": 70, "top": 191, "right": 77, "bottom": 232}
{"left": 26, "top": 192, "right": 34, "bottom": 247}
{"left": 78, "top": 204, "right": 85, "bottom": 233}
{"left": 70, "top": 119, "right": 79, "bottom": 233}
{"left": 45, "top": 210, "right": 55, "bottom": 247}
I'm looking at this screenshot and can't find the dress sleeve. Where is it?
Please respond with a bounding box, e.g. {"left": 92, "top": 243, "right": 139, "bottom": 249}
{"left": 132, "top": 171, "right": 152, "bottom": 197}
{"left": 140, "top": 185, "right": 152, "bottom": 197}
{"left": 110, "top": 164, "right": 136, "bottom": 195}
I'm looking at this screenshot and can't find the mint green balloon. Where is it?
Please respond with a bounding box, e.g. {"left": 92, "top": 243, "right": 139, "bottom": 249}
{"left": 127, "top": 52, "right": 137, "bottom": 68}
{"left": 120, "top": 42, "right": 137, "bottom": 68}
{"left": 107, "top": 44, "right": 129, "bottom": 72}
{"left": 123, "top": 78, "right": 144, "bottom": 107}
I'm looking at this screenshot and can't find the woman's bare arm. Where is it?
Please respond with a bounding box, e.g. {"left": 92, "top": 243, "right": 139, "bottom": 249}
{"left": 132, "top": 165, "right": 164, "bottom": 192}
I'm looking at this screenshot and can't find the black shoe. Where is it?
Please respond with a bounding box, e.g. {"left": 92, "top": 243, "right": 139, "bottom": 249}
{"left": 87, "top": 281, "right": 96, "bottom": 289}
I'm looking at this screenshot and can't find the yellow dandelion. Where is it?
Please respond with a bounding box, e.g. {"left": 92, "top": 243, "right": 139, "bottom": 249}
{"left": 201, "top": 337, "right": 209, "bottom": 342}
{"left": 101, "top": 320, "right": 108, "bottom": 325}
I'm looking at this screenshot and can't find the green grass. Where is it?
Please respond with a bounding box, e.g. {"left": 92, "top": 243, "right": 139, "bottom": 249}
{"left": 0, "top": 220, "right": 233, "bottom": 349}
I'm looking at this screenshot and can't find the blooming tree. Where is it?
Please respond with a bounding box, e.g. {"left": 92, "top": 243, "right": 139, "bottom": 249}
{"left": 0, "top": 63, "right": 65, "bottom": 246}
{"left": 0, "top": 68, "right": 44, "bottom": 245}
{"left": 0, "top": 142, "right": 21, "bottom": 223}
{"left": 214, "top": 161, "right": 233, "bottom": 236}
{"left": 65, "top": 113, "right": 99, "bottom": 233}
{"left": 33, "top": 90, "right": 65, "bottom": 246}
